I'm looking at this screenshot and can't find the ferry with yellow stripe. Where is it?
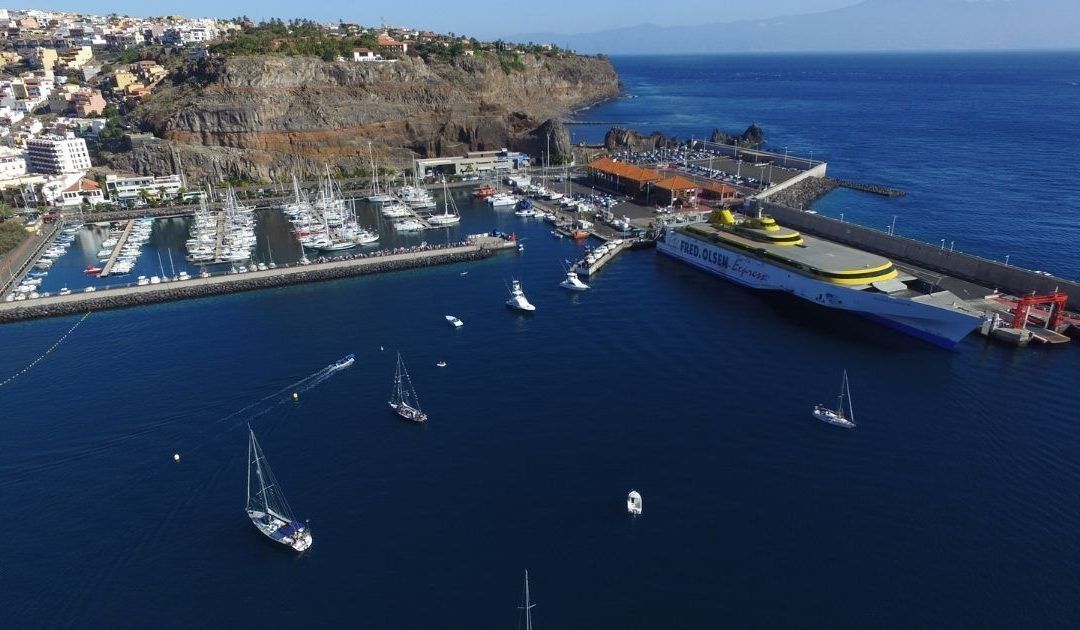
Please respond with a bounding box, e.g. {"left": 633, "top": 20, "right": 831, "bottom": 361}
{"left": 656, "top": 210, "right": 983, "bottom": 348}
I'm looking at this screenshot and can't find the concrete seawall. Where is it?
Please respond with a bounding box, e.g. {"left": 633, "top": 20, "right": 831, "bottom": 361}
{"left": 0, "top": 243, "right": 502, "bottom": 324}
{"left": 763, "top": 202, "right": 1080, "bottom": 307}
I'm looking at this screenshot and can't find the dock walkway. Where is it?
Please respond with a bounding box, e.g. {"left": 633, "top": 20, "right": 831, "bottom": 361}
{"left": 212, "top": 212, "right": 225, "bottom": 263}
{"left": 98, "top": 219, "right": 135, "bottom": 278}
{"left": 574, "top": 239, "right": 633, "bottom": 277}
{"left": 0, "top": 237, "right": 515, "bottom": 324}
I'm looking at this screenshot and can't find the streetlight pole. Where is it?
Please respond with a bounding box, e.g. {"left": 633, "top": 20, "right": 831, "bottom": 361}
{"left": 783, "top": 147, "right": 788, "bottom": 166}
{"left": 1005, "top": 254, "right": 1011, "bottom": 266}
{"left": 940, "top": 239, "right": 945, "bottom": 250}
{"left": 889, "top": 215, "right": 897, "bottom": 236}
{"left": 840, "top": 213, "right": 844, "bottom": 222}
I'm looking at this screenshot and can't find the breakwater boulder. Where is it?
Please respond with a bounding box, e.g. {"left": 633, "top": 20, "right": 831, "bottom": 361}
{"left": 768, "top": 177, "right": 839, "bottom": 209}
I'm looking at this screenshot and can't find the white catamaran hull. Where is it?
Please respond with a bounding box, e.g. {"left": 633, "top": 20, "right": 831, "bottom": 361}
{"left": 657, "top": 228, "right": 981, "bottom": 348}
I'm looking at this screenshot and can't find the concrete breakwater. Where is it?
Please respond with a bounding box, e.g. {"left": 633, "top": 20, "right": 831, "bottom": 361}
{"left": 832, "top": 179, "right": 906, "bottom": 197}
{"left": 763, "top": 201, "right": 1080, "bottom": 307}
{"left": 0, "top": 241, "right": 507, "bottom": 325}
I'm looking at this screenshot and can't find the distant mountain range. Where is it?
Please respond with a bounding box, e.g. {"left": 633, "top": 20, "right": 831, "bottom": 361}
{"left": 510, "top": 0, "right": 1080, "bottom": 55}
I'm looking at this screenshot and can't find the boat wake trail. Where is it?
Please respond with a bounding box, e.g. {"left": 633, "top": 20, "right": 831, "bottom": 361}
{"left": 0, "top": 354, "right": 353, "bottom": 489}
{"left": 0, "top": 311, "right": 91, "bottom": 389}
{"left": 210, "top": 355, "right": 352, "bottom": 432}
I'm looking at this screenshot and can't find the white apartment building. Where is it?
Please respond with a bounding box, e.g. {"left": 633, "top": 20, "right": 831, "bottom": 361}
{"left": 25, "top": 134, "right": 91, "bottom": 174}
{"left": 0, "top": 148, "right": 27, "bottom": 182}
{"left": 105, "top": 173, "right": 183, "bottom": 201}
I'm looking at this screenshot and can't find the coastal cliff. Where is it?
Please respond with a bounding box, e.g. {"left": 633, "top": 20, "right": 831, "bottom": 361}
{"left": 113, "top": 54, "right": 619, "bottom": 182}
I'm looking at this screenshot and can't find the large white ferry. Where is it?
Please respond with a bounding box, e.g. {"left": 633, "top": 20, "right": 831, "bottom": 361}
{"left": 656, "top": 210, "right": 984, "bottom": 348}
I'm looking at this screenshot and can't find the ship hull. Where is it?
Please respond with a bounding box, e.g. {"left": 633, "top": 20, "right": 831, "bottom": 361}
{"left": 658, "top": 229, "right": 981, "bottom": 349}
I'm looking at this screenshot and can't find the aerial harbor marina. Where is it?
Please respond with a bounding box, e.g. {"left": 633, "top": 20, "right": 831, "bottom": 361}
{"left": 2, "top": 4, "right": 1080, "bottom": 627}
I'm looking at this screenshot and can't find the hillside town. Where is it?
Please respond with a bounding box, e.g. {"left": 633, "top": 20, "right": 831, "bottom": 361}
{"left": 0, "top": 7, "right": 568, "bottom": 242}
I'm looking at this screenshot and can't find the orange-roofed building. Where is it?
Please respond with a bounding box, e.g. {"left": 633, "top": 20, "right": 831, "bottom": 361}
{"left": 377, "top": 34, "right": 408, "bottom": 54}
{"left": 699, "top": 181, "right": 742, "bottom": 206}
{"left": 654, "top": 175, "right": 698, "bottom": 206}
{"left": 588, "top": 157, "right": 662, "bottom": 196}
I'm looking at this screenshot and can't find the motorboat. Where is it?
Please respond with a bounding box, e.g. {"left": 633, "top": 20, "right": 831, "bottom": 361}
{"left": 627, "top": 490, "right": 643, "bottom": 515}
{"left": 445, "top": 315, "right": 464, "bottom": 328}
{"left": 560, "top": 270, "right": 590, "bottom": 291}
{"left": 505, "top": 280, "right": 536, "bottom": 312}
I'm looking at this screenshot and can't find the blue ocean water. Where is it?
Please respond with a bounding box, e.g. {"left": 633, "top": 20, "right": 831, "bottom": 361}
{"left": 3, "top": 54, "right": 1080, "bottom": 627}
{"left": 573, "top": 52, "right": 1080, "bottom": 278}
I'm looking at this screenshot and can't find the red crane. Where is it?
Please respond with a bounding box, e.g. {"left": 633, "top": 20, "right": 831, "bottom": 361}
{"left": 1011, "top": 292, "right": 1068, "bottom": 330}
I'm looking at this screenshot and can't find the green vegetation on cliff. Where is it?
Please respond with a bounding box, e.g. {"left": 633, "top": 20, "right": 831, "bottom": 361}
{"left": 211, "top": 19, "right": 383, "bottom": 61}
{"left": 0, "top": 206, "right": 27, "bottom": 257}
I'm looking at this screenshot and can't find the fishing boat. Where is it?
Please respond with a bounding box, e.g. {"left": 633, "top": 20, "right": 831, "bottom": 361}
{"left": 389, "top": 352, "right": 427, "bottom": 423}
{"left": 518, "top": 570, "right": 536, "bottom": 630}
{"left": 445, "top": 315, "right": 464, "bottom": 328}
{"left": 245, "top": 428, "right": 313, "bottom": 552}
{"left": 627, "top": 490, "right": 643, "bottom": 515}
{"left": 560, "top": 270, "right": 589, "bottom": 291}
{"left": 812, "top": 370, "right": 856, "bottom": 429}
{"left": 506, "top": 279, "right": 536, "bottom": 312}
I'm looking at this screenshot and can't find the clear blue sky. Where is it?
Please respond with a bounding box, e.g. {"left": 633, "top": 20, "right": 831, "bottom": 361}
{"left": 42, "top": 0, "right": 862, "bottom": 39}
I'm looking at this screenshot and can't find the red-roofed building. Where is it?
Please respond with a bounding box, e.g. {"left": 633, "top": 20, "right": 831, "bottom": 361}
{"left": 58, "top": 177, "right": 105, "bottom": 207}
{"left": 377, "top": 34, "right": 408, "bottom": 54}
{"left": 699, "top": 181, "right": 742, "bottom": 206}
{"left": 588, "top": 157, "right": 662, "bottom": 196}
{"left": 653, "top": 175, "right": 698, "bottom": 206}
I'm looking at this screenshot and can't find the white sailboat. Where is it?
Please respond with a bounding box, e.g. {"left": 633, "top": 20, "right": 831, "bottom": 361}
{"left": 506, "top": 280, "right": 536, "bottom": 312}
{"left": 246, "top": 428, "right": 313, "bottom": 551}
{"left": 389, "top": 352, "right": 427, "bottom": 423}
{"left": 427, "top": 180, "right": 461, "bottom": 226}
{"left": 812, "top": 370, "right": 856, "bottom": 429}
{"left": 518, "top": 570, "right": 536, "bottom": 630}
{"left": 366, "top": 142, "right": 394, "bottom": 203}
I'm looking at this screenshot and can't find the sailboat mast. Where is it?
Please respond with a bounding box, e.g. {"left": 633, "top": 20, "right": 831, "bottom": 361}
{"left": 837, "top": 371, "right": 846, "bottom": 419}
{"left": 246, "top": 429, "right": 253, "bottom": 509}
{"left": 520, "top": 570, "right": 534, "bottom": 630}
{"left": 844, "top": 371, "right": 855, "bottom": 424}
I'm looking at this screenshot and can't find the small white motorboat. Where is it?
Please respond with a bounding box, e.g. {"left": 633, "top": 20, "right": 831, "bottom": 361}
{"left": 445, "top": 315, "right": 464, "bottom": 328}
{"left": 627, "top": 490, "right": 643, "bottom": 515}
{"left": 436, "top": 361, "right": 447, "bottom": 368}
{"left": 559, "top": 270, "right": 589, "bottom": 292}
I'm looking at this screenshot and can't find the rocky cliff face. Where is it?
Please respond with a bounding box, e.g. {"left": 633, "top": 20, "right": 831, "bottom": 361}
{"left": 113, "top": 53, "right": 619, "bottom": 182}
